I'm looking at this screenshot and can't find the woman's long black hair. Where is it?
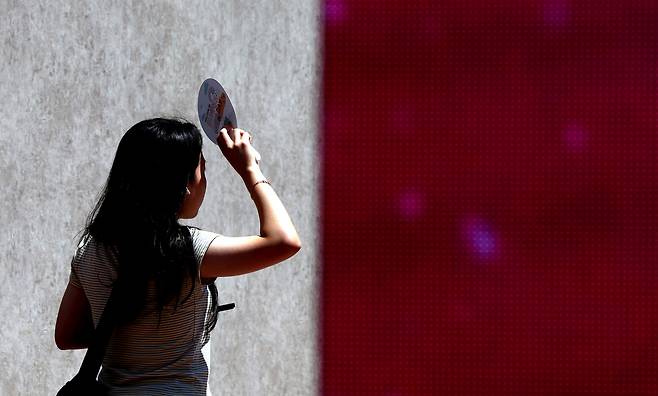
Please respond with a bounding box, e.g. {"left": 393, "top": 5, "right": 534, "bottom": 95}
{"left": 79, "top": 117, "right": 220, "bottom": 338}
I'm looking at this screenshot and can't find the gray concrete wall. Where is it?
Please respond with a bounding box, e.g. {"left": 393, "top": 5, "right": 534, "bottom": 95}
{"left": 0, "top": 1, "right": 320, "bottom": 394}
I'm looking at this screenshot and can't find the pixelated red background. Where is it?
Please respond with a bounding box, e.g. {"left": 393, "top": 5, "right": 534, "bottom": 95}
{"left": 321, "top": 1, "right": 657, "bottom": 394}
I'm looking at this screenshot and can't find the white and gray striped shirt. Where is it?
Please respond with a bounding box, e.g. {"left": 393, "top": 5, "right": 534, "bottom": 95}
{"left": 68, "top": 226, "right": 221, "bottom": 395}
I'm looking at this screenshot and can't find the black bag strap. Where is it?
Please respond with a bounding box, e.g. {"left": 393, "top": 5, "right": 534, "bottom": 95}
{"left": 75, "top": 283, "right": 121, "bottom": 381}
{"left": 74, "top": 282, "right": 236, "bottom": 382}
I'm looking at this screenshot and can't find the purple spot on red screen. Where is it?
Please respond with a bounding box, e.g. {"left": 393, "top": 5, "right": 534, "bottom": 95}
{"left": 325, "top": 0, "right": 346, "bottom": 25}
{"left": 543, "top": 0, "right": 570, "bottom": 28}
{"left": 461, "top": 215, "right": 498, "bottom": 261}
{"left": 564, "top": 122, "right": 588, "bottom": 153}
{"left": 398, "top": 189, "right": 425, "bottom": 220}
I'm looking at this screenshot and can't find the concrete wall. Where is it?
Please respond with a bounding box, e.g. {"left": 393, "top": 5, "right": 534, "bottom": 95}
{"left": 0, "top": 1, "right": 320, "bottom": 394}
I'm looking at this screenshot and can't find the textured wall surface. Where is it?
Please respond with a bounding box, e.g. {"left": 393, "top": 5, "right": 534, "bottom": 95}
{"left": 0, "top": 1, "right": 320, "bottom": 394}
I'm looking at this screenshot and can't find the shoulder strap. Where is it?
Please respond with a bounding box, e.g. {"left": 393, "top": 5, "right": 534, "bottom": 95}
{"left": 76, "top": 284, "right": 121, "bottom": 380}
{"left": 75, "top": 281, "right": 236, "bottom": 381}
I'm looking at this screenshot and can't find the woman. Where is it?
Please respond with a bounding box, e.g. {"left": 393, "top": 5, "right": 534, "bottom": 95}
{"left": 55, "top": 118, "right": 301, "bottom": 394}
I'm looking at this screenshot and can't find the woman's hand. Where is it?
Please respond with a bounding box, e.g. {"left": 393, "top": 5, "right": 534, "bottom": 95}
{"left": 216, "top": 127, "right": 262, "bottom": 178}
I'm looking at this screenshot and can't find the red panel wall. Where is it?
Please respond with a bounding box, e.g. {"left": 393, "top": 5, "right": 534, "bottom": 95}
{"left": 321, "top": 1, "right": 658, "bottom": 394}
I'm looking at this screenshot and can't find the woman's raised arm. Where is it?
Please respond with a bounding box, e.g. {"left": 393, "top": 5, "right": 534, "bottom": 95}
{"left": 200, "top": 128, "right": 301, "bottom": 278}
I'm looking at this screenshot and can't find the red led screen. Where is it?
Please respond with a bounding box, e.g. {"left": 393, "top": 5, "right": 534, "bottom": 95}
{"left": 321, "top": 1, "right": 657, "bottom": 394}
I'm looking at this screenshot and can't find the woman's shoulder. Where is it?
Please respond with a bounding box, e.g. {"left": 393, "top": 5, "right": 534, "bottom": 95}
{"left": 76, "top": 232, "right": 92, "bottom": 249}
{"left": 70, "top": 233, "right": 119, "bottom": 286}
{"left": 73, "top": 232, "right": 95, "bottom": 260}
{"left": 184, "top": 226, "right": 223, "bottom": 265}
{"left": 73, "top": 233, "right": 119, "bottom": 267}
{"left": 185, "top": 225, "right": 223, "bottom": 240}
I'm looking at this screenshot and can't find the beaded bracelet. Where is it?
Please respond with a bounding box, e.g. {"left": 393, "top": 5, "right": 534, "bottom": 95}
{"left": 252, "top": 179, "right": 272, "bottom": 189}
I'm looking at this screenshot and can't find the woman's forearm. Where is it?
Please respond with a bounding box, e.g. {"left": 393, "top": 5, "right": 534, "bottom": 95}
{"left": 241, "top": 165, "right": 301, "bottom": 247}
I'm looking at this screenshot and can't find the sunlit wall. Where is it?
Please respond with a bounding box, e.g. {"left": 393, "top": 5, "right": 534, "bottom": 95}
{"left": 1, "top": 2, "right": 320, "bottom": 395}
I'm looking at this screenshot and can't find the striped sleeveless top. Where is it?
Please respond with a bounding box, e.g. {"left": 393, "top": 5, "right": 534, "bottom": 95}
{"left": 68, "top": 226, "right": 222, "bottom": 395}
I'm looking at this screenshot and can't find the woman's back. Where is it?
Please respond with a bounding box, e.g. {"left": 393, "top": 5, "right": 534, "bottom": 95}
{"left": 70, "top": 226, "right": 221, "bottom": 395}
{"left": 56, "top": 118, "right": 301, "bottom": 395}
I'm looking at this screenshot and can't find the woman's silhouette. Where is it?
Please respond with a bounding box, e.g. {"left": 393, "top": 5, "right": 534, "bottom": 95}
{"left": 55, "top": 118, "right": 301, "bottom": 394}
